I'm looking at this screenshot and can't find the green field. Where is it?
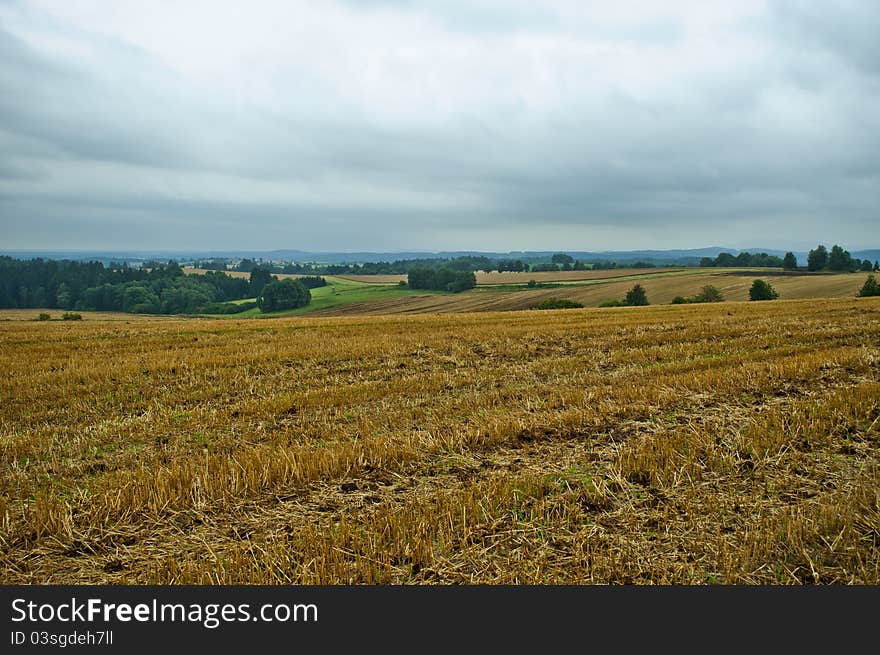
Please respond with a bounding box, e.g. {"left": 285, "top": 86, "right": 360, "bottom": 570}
{"left": 233, "top": 276, "right": 442, "bottom": 317}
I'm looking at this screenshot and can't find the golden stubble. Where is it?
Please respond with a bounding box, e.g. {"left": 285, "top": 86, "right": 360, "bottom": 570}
{"left": 1, "top": 297, "right": 878, "bottom": 583}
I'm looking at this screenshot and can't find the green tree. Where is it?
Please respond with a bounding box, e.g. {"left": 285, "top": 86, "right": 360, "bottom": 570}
{"left": 749, "top": 279, "right": 778, "bottom": 301}
{"left": 407, "top": 267, "right": 434, "bottom": 290}
{"left": 31, "top": 286, "right": 47, "bottom": 307}
{"left": 782, "top": 252, "right": 798, "bottom": 270}
{"left": 807, "top": 245, "right": 828, "bottom": 271}
{"left": 551, "top": 253, "right": 574, "bottom": 265}
{"left": 56, "top": 282, "right": 73, "bottom": 309}
{"left": 445, "top": 271, "right": 477, "bottom": 292}
{"left": 258, "top": 278, "right": 311, "bottom": 312}
{"left": 859, "top": 260, "right": 872, "bottom": 272}
{"left": 407, "top": 267, "right": 475, "bottom": 293}
{"left": 249, "top": 267, "right": 275, "bottom": 297}
{"left": 827, "top": 245, "right": 852, "bottom": 271}
{"left": 122, "top": 285, "right": 160, "bottom": 313}
{"left": 857, "top": 275, "right": 880, "bottom": 297}
{"left": 159, "top": 278, "right": 216, "bottom": 314}
{"left": 624, "top": 284, "right": 649, "bottom": 306}
{"left": 236, "top": 258, "right": 258, "bottom": 272}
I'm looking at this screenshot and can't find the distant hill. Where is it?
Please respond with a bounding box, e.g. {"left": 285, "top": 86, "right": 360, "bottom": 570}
{"left": 852, "top": 250, "right": 880, "bottom": 263}
{"left": 3, "top": 246, "right": 878, "bottom": 266}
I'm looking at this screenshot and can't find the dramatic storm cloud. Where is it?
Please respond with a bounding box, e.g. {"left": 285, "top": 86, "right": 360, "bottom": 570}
{"left": 1, "top": 0, "right": 878, "bottom": 251}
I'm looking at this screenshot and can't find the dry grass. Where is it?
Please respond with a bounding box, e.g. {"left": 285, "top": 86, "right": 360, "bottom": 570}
{"left": 0, "top": 309, "right": 178, "bottom": 322}
{"left": 1, "top": 297, "right": 878, "bottom": 584}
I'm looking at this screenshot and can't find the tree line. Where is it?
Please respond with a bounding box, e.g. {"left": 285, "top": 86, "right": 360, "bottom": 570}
{"left": 229, "top": 254, "right": 662, "bottom": 276}
{"left": 805, "top": 245, "right": 876, "bottom": 272}
{"left": 0, "top": 257, "right": 318, "bottom": 315}
{"left": 700, "top": 246, "right": 878, "bottom": 272}
{"left": 700, "top": 252, "right": 785, "bottom": 268}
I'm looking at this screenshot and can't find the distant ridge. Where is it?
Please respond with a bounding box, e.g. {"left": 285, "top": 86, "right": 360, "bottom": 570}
{"left": 2, "top": 247, "right": 878, "bottom": 265}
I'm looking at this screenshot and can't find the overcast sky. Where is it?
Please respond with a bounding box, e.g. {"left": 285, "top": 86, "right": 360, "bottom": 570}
{"left": 1, "top": 0, "right": 878, "bottom": 252}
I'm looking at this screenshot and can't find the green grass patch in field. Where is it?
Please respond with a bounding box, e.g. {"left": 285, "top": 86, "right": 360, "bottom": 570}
{"left": 231, "top": 276, "right": 445, "bottom": 317}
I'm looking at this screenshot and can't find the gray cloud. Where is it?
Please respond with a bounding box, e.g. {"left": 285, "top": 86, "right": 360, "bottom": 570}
{"left": 0, "top": 0, "right": 878, "bottom": 252}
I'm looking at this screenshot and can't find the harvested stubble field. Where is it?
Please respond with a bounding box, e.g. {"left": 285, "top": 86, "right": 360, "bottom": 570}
{"left": 310, "top": 270, "right": 867, "bottom": 316}
{"left": 1, "top": 297, "right": 879, "bottom": 584}
{"left": 337, "top": 267, "right": 681, "bottom": 285}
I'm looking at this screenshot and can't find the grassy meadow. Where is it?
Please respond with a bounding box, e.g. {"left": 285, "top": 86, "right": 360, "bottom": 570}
{"left": 1, "top": 296, "right": 878, "bottom": 584}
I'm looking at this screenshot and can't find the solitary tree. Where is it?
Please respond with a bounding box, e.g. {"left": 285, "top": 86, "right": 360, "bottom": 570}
{"left": 807, "top": 245, "right": 828, "bottom": 271}
{"left": 782, "top": 252, "right": 798, "bottom": 270}
{"left": 749, "top": 279, "right": 779, "bottom": 301}
{"left": 624, "top": 284, "right": 649, "bottom": 306}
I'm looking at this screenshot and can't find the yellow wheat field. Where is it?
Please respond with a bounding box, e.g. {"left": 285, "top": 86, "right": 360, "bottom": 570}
{"left": 1, "top": 297, "right": 878, "bottom": 584}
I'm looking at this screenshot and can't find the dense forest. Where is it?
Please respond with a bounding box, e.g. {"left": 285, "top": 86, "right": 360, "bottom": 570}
{"left": 0, "top": 257, "right": 256, "bottom": 314}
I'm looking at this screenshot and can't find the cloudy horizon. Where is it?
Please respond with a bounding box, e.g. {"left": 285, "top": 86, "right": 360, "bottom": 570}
{"left": 1, "top": 1, "right": 878, "bottom": 252}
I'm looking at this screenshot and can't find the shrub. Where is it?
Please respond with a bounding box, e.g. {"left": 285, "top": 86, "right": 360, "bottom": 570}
{"left": 748, "top": 279, "right": 778, "bottom": 301}
{"left": 535, "top": 298, "right": 584, "bottom": 310}
{"left": 37, "top": 313, "right": 51, "bottom": 321}
{"left": 527, "top": 279, "right": 537, "bottom": 288}
{"left": 672, "top": 296, "right": 689, "bottom": 304}
{"left": 398, "top": 280, "right": 408, "bottom": 287}
{"left": 692, "top": 285, "right": 724, "bottom": 303}
{"left": 599, "top": 299, "right": 624, "bottom": 307}
{"left": 624, "top": 284, "right": 649, "bottom": 306}
{"left": 857, "top": 275, "right": 880, "bottom": 297}
{"left": 61, "top": 312, "right": 83, "bottom": 320}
